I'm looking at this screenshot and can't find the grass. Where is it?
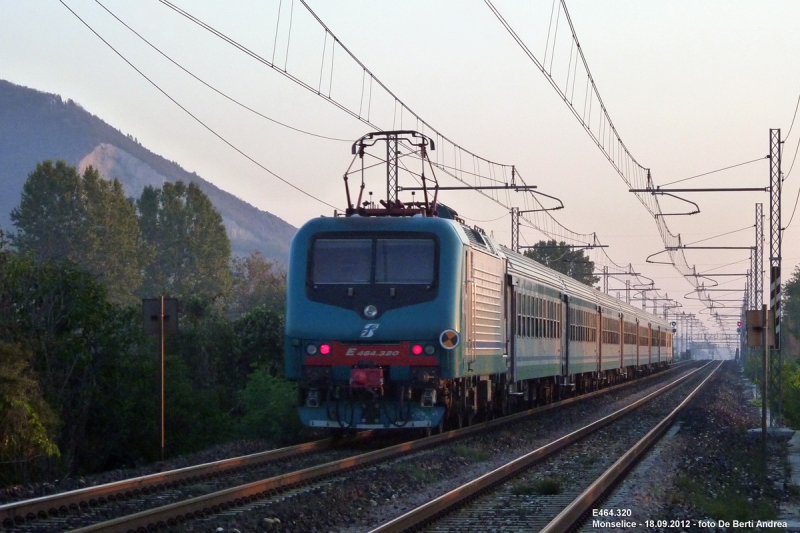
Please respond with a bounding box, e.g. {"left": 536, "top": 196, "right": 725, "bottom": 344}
{"left": 452, "top": 443, "right": 490, "bottom": 462}
{"left": 393, "top": 463, "right": 437, "bottom": 484}
{"left": 673, "top": 475, "right": 778, "bottom": 529}
{"left": 510, "top": 476, "right": 562, "bottom": 496}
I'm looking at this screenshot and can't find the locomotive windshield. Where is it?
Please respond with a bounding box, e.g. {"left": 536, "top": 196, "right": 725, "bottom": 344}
{"left": 311, "top": 235, "right": 436, "bottom": 285}
{"left": 312, "top": 239, "right": 372, "bottom": 284}
{"left": 375, "top": 239, "right": 434, "bottom": 284}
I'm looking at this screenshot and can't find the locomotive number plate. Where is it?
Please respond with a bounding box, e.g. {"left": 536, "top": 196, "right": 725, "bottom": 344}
{"left": 345, "top": 347, "right": 401, "bottom": 357}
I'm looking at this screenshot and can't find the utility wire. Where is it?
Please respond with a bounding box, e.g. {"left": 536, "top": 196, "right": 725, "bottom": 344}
{"left": 93, "top": 0, "right": 350, "bottom": 142}
{"left": 462, "top": 213, "right": 509, "bottom": 223}
{"left": 485, "top": 0, "right": 752, "bottom": 332}
{"left": 59, "top": 0, "right": 340, "bottom": 211}
{"left": 783, "top": 132, "right": 800, "bottom": 182}
{"left": 685, "top": 225, "right": 753, "bottom": 246}
{"left": 784, "top": 184, "right": 800, "bottom": 231}
{"left": 660, "top": 157, "right": 767, "bottom": 187}
{"left": 785, "top": 91, "right": 800, "bottom": 142}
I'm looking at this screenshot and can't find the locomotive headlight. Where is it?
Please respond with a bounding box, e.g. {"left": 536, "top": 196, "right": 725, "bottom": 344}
{"left": 424, "top": 345, "right": 436, "bottom": 355}
{"left": 364, "top": 305, "right": 378, "bottom": 318}
{"left": 306, "top": 344, "right": 318, "bottom": 355}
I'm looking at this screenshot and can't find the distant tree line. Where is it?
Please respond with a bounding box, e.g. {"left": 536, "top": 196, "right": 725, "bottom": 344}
{"left": 523, "top": 239, "right": 599, "bottom": 287}
{"left": 0, "top": 160, "right": 295, "bottom": 482}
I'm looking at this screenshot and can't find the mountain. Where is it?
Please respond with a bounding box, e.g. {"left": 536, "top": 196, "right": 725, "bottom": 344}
{"left": 0, "top": 80, "right": 295, "bottom": 261}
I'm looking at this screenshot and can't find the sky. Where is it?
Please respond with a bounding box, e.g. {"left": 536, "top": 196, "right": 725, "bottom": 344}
{"left": 3, "top": 0, "right": 800, "bottom": 355}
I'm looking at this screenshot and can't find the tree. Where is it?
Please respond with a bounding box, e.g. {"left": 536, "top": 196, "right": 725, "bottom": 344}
{"left": 523, "top": 240, "right": 599, "bottom": 287}
{"left": 229, "top": 251, "right": 286, "bottom": 317}
{"left": 782, "top": 265, "right": 800, "bottom": 352}
{"left": 10, "top": 160, "right": 148, "bottom": 304}
{"left": 0, "top": 343, "right": 60, "bottom": 472}
{"left": 137, "top": 181, "right": 232, "bottom": 300}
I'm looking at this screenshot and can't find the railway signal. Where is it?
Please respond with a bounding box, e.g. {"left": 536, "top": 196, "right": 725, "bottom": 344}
{"left": 143, "top": 297, "right": 179, "bottom": 460}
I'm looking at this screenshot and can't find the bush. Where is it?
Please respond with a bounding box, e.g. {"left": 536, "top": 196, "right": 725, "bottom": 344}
{"left": 238, "top": 367, "right": 303, "bottom": 442}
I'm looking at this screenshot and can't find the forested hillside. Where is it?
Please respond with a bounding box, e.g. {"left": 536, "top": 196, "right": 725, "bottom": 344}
{"left": 0, "top": 80, "right": 295, "bottom": 260}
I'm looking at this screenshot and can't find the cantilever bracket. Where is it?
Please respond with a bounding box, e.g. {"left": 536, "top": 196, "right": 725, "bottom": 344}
{"left": 645, "top": 249, "right": 674, "bottom": 265}
{"left": 654, "top": 192, "right": 700, "bottom": 216}
{"left": 519, "top": 190, "right": 565, "bottom": 212}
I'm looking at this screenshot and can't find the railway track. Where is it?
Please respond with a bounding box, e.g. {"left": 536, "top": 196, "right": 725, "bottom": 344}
{"left": 369, "top": 360, "right": 720, "bottom": 533}
{"left": 0, "top": 361, "right": 695, "bottom": 533}
{"left": 0, "top": 433, "right": 376, "bottom": 530}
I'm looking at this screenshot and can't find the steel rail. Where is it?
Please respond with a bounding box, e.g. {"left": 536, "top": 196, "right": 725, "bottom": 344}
{"left": 0, "top": 436, "right": 346, "bottom": 526}
{"left": 64, "top": 363, "right": 693, "bottom": 533}
{"left": 540, "top": 360, "right": 723, "bottom": 533}
{"left": 2, "top": 362, "right": 689, "bottom": 529}
{"left": 367, "top": 361, "right": 712, "bottom": 533}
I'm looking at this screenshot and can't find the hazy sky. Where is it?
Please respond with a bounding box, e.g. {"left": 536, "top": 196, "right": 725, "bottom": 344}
{"left": 3, "top": 1, "right": 800, "bottom": 352}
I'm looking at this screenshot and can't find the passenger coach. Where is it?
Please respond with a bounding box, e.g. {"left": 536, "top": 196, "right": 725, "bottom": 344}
{"left": 284, "top": 130, "right": 672, "bottom": 432}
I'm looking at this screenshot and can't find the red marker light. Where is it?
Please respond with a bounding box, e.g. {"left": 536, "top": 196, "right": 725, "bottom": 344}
{"left": 320, "top": 343, "right": 331, "bottom": 355}
{"left": 412, "top": 344, "right": 423, "bottom": 355}
{"left": 737, "top": 321, "right": 742, "bottom": 327}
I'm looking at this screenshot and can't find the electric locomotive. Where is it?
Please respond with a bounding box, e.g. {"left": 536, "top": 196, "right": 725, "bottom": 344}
{"left": 284, "top": 131, "right": 673, "bottom": 431}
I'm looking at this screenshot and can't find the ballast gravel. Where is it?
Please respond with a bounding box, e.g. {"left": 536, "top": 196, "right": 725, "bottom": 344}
{"left": 161, "top": 364, "right": 711, "bottom": 532}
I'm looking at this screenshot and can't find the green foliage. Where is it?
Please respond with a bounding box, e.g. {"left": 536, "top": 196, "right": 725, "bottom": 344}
{"left": 784, "top": 266, "right": 800, "bottom": 337}
{"left": 523, "top": 240, "right": 599, "bottom": 287}
{"left": 137, "top": 181, "right": 232, "bottom": 300}
{"left": 229, "top": 251, "right": 286, "bottom": 316}
{"left": 0, "top": 251, "right": 109, "bottom": 470}
{"left": 0, "top": 161, "right": 294, "bottom": 476}
{"left": 238, "top": 367, "right": 302, "bottom": 442}
{"left": 674, "top": 475, "right": 777, "bottom": 525}
{"left": 10, "top": 160, "right": 148, "bottom": 304}
{"left": 0, "top": 343, "right": 60, "bottom": 469}
{"left": 162, "top": 353, "right": 235, "bottom": 455}
{"left": 452, "top": 443, "right": 489, "bottom": 462}
{"left": 779, "top": 361, "right": 800, "bottom": 429}
{"left": 233, "top": 306, "right": 284, "bottom": 372}
{"left": 77, "top": 305, "right": 160, "bottom": 470}
{"left": 392, "top": 463, "right": 437, "bottom": 484}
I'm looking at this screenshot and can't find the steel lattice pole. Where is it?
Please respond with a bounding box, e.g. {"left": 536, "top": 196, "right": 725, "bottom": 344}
{"left": 769, "top": 129, "right": 782, "bottom": 423}
{"left": 511, "top": 207, "right": 519, "bottom": 253}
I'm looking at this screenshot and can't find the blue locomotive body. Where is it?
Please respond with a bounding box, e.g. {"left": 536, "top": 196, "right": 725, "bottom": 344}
{"left": 284, "top": 215, "right": 498, "bottom": 429}
{"left": 285, "top": 214, "right": 674, "bottom": 430}
{"left": 284, "top": 130, "right": 673, "bottom": 432}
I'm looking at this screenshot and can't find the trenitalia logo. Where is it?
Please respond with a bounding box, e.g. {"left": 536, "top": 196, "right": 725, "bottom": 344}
{"left": 360, "top": 323, "right": 379, "bottom": 338}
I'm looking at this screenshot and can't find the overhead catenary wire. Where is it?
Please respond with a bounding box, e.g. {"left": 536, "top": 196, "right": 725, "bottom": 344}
{"left": 782, "top": 132, "right": 800, "bottom": 182}
{"left": 58, "top": 0, "right": 340, "bottom": 211}
{"left": 484, "top": 0, "right": 744, "bottom": 336}
{"left": 150, "top": 0, "right": 683, "bottom": 312}
{"left": 660, "top": 157, "right": 768, "bottom": 187}
{"left": 784, "top": 183, "right": 800, "bottom": 231}
{"left": 93, "top": 0, "right": 351, "bottom": 142}
{"left": 785, "top": 91, "right": 800, "bottom": 142}
{"left": 684, "top": 225, "right": 753, "bottom": 246}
